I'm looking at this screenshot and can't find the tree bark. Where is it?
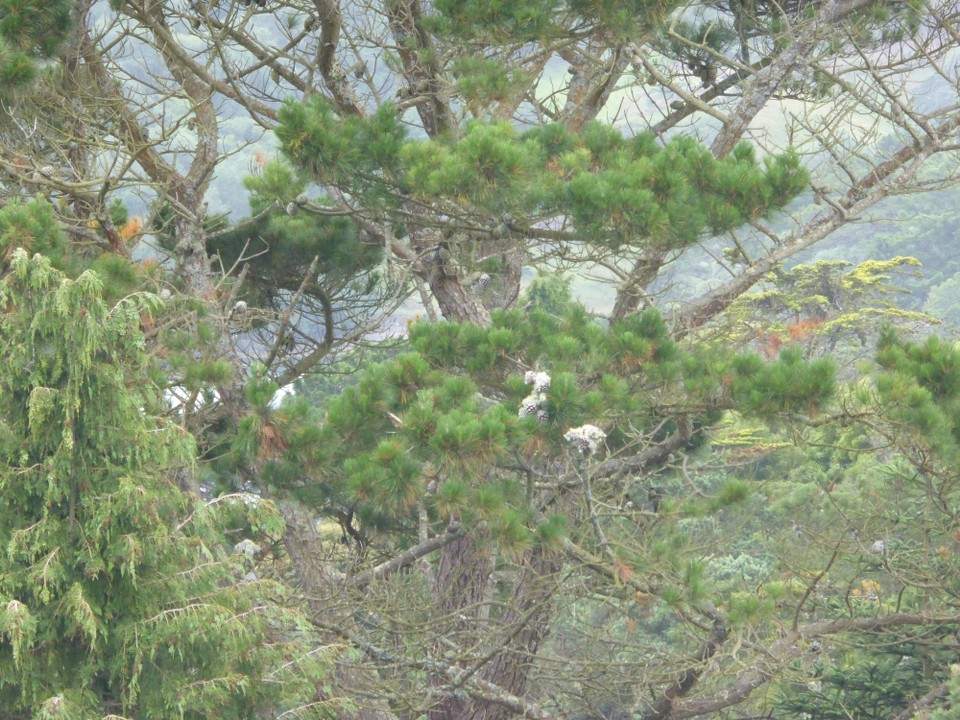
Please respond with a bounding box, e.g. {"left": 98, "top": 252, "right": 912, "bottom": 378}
{"left": 611, "top": 247, "right": 669, "bottom": 323}
{"left": 561, "top": 45, "right": 632, "bottom": 132}
{"left": 386, "top": 0, "right": 456, "bottom": 138}
{"left": 465, "top": 547, "right": 562, "bottom": 720}
{"left": 428, "top": 531, "right": 495, "bottom": 720}
{"left": 278, "top": 498, "right": 398, "bottom": 720}
{"left": 428, "top": 268, "right": 493, "bottom": 324}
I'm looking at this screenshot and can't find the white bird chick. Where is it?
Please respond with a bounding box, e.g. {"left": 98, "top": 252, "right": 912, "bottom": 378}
{"left": 524, "top": 370, "right": 551, "bottom": 393}
{"left": 564, "top": 425, "right": 607, "bottom": 455}
{"left": 234, "top": 538, "right": 262, "bottom": 559}
{"left": 519, "top": 395, "right": 541, "bottom": 418}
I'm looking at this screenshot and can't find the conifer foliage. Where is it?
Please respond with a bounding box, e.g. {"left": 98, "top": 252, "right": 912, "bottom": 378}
{"left": 0, "top": 208, "right": 319, "bottom": 719}
{"left": 242, "top": 303, "right": 836, "bottom": 718}
{"left": 305, "top": 305, "right": 835, "bottom": 530}
{"left": 0, "top": 0, "right": 72, "bottom": 98}
{"left": 277, "top": 102, "right": 808, "bottom": 249}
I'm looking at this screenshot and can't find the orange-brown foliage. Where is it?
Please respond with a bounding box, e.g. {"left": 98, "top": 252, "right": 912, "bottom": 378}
{"left": 257, "top": 423, "right": 289, "bottom": 461}
{"left": 614, "top": 558, "right": 635, "bottom": 583}
{"left": 757, "top": 329, "right": 782, "bottom": 359}
{"left": 119, "top": 217, "right": 143, "bottom": 241}
{"left": 786, "top": 317, "right": 824, "bottom": 342}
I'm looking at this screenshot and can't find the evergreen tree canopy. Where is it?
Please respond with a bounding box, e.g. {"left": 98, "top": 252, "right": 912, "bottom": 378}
{"left": 207, "top": 160, "right": 383, "bottom": 308}
{"left": 0, "top": 0, "right": 72, "bottom": 98}
{"left": 0, "top": 233, "right": 321, "bottom": 718}
{"left": 1, "top": 0, "right": 959, "bottom": 715}
{"left": 244, "top": 304, "right": 835, "bottom": 627}
{"left": 277, "top": 102, "right": 808, "bottom": 249}
{"left": 874, "top": 327, "right": 960, "bottom": 462}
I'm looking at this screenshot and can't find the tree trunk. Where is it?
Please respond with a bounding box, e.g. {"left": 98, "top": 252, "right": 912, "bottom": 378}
{"left": 386, "top": 0, "right": 455, "bottom": 138}
{"left": 611, "top": 247, "right": 668, "bottom": 323}
{"left": 485, "top": 249, "right": 524, "bottom": 311}
{"left": 428, "top": 531, "right": 495, "bottom": 720}
{"left": 429, "top": 269, "right": 492, "bottom": 325}
{"left": 427, "top": 532, "right": 562, "bottom": 720}
{"left": 561, "top": 45, "right": 632, "bottom": 132}
{"left": 466, "top": 547, "right": 562, "bottom": 720}
{"left": 710, "top": 0, "right": 874, "bottom": 159}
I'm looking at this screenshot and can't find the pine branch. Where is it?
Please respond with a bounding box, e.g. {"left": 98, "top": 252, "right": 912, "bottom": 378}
{"left": 309, "top": 618, "right": 560, "bottom": 720}
{"left": 710, "top": 0, "right": 878, "bottom": 159}
{"left": 891, "top": 682, "right": 950, "bottom": 720}
{"left": 349, "top": 523, "right": 465, "bottom": 590}
{"left": 675, "top": 110, "right": 960, "bottom": 335}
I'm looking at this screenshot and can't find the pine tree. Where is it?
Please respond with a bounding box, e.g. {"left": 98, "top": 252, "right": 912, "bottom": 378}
{"left": 0, "top": 1, "right": 72, "bottom": 99}
{"left": 240, "top": 303, "right": 836, "bottom": 719}
{"left": 275, "top": 101, "right": 808, "bottom": 323}
{"left": 0, "top": 0, "right": 958, "bottom": 717}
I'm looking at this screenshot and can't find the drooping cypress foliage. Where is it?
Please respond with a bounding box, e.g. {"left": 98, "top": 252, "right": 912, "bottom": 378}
{"left": 0, "top": 213, "right": 323, "bottom": 718}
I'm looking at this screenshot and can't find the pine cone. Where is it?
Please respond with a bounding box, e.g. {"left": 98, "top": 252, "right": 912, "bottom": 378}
{"left": 519, "top": 400, "right": 539, "bottom": 418}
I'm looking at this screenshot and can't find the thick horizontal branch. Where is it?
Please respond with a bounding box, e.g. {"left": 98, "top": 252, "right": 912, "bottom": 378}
{"left": 349, "top": 523, "right": 465, "bottom": 590}
{"left": 591, "top": 426, "right": 691, "bottom": 482}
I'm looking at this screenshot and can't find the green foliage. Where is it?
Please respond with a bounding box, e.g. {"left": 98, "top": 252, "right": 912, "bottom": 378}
{"left": 773, "top": 640, "right": 951, "bottom": 719}
{"left": 0, "top": 250, "right": 321, "bottom": 718}
{"left": 930, "top": 665, "right": 960, "bottom": 720}
{"left": 451, "top": 56, "right": 528, "bottom": 112}
{"left": 276, "top": 98, "right": 406, "bottom": 204}
{"left": 277, "top": 100, "right": 808, "bottom": 251}
{"left": 659, "top": 18, "right": 737, "bottom": 60}
{"left": 427, "top": 0, "right": 565, "bottom": 41}
{"left": 873, "top": 327, "right": 960, "bottom": 459}
{"left": 726, "top": 591, "right": 773, "bottom": 625}
{"left": 206, "top": 159, "right": 383, "bottom": 308}
{"left": 728, "top": 346, "right": 836, "bottom": 416}
{"left": 725, "top": 256, "right": 932, "bottom": 365}
{"left": 0, "top": 0, "right": 73, "bottom": 98}
{"left": 3, "top": 0, "right": 957, "bottom": 716}
{"left": 294, "top": 339, "right": 411, "bottom": 410}
{"left": 403, "top": 120, "right": 541, "bottom": 214}
{"left": 428, "top": 0, "right": 680, "bottom": 41}
{"left": 246, "top": 307, "right": 834, "bottom": 562}
{"left": 0, "top": 198, "right": 165, "bottom": 307}
{"left": 0, "top": 197, "right": 68, "bottom": 269}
